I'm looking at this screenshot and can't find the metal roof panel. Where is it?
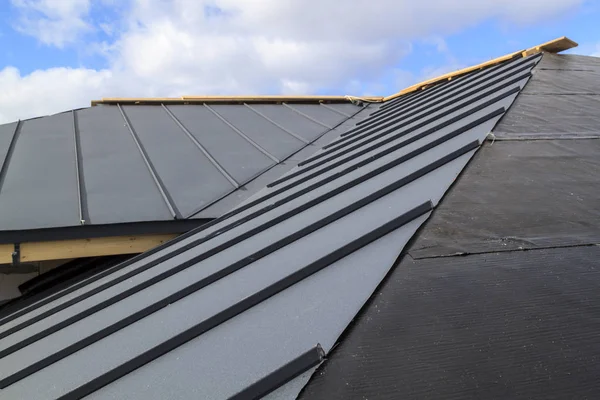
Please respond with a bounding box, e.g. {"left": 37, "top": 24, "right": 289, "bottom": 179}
{"left": 0, "top": 114, "right": 80, "bottom": 230}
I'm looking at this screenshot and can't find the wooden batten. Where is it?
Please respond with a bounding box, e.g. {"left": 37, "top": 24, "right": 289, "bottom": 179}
{"left": 0, "top": 234, "right": 178, "bottom": 264}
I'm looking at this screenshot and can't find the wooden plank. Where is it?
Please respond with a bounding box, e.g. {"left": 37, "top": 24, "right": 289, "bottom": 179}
{"left": 536, "top": 36, "right": 578, "bottom": 53}
{"left": 383, "top": 36, "right": 578, "bottom": 102}
{"left": 16, "top": 234, "right": 178, "bottom": 263}
{"left": 0, "top": 244, "right": 13, "bottom": 264}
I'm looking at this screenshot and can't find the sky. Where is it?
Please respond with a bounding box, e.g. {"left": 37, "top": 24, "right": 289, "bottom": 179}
{"left": 0, "top": 0, "right": 599, "bottom": 123}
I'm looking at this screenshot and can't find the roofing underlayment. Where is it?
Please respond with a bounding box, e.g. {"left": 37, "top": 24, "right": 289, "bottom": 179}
{"left": 0, "top": 102, "right": 362, "bottom": 242}
{"left": 301, "top": 53, "right": 600, "bottom": 400}
{"left": 0, "top": 52, "right": 541, "bottom": 399}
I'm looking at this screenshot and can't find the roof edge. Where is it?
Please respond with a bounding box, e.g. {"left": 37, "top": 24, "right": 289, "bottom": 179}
{"left": 91, "top": 95, "right": 384, "bottom": 106}
{"left": 383, "top": 36, "right": 578, "bottom": 101}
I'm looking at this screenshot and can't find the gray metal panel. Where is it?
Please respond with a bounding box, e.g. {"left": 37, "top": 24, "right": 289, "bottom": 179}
{"left": 0, "top": 122, "right": 17, "bottom": 173}
{"left": 0, "top": 54, "right": 535, "bottom": 400}
{"left": 76, "top": 107, "right": 172, "bottom": 225}
{"left": 121, "top": 105, "right": 234, "bottom": 217}
{"left": 208, "top": 105, "right": 305, "bottom": 160}
{"left": 325, "top": 103, "right": 363, "bottom": 115}
{"left": 89, "top": 215, "right": 431, "bottom": 400}
{"left": 285, "top": 104, "right": 349, "bottom": 127}
{"left": 0, "top": 114, "right": 79, "bottom": 230}
{"left": 250, "top": 104, "right": 329, "bottom": 141}
{"left": 194, "top": 106, "right": 372, "bottom": 219}
{"left": 0, "top": 103, "right": 357, "bottom": 235}
{"left": 166, "top": 105, "right": 275, "bottom": 184}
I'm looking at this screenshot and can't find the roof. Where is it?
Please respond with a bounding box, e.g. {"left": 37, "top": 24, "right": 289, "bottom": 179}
{"left": 0, "top": 51, "right": 539, "bottom": 399}
{"left": 0, "top": 102, "right": 364, "bottom": 243}
{"left": 300, "top": 52, "right": 600, "bottom": 400}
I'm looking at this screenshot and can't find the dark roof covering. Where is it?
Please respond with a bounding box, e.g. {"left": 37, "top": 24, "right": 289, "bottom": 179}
{"left": 0, "top": 102, "right": 361, "bottom": 242}
{"left": 494, "top": 53, "right": 600, "bottom": 139}
{"left": 0, "top": 53, "right": 538, "bottom": 399}
{"left": 301, "top": 53, "right": 600, "bottom": 400}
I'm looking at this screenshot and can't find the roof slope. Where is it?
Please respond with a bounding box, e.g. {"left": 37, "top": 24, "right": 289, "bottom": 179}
{"left": 0, "top": 53, "right": 539, "bottom": 399}
{"left": 301, "top": 53, "right": 600, "bottom": 400}
{"left": 0, "top": 102, "right": 362, "bottom": 242}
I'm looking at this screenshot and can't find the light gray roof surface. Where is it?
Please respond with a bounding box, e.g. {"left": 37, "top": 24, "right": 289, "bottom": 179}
{"left": 0, "top": 53, "right": 540, "bottom": 399}
{"left": 0, "top": 102, "right": 361, "bottom": 240}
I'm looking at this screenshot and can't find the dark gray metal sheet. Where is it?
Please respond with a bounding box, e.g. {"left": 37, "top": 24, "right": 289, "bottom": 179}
{"left": 285, "top": 104, "right": 348, "bottom": 127}
{"left": 208, "top": 104, "right": 305, "bottom": 159}
{"left": 0, "top": 102, "right": 360, "bottom": 237}
{"left": 165, "top": 105, "right": 275, "bottom": 184}
{"left": 325, "top": 103, "right": 363, "bottom": 115}
{"left": 0, "top": 113, "right": 80, "bottom": 230}
{"left": 409, "top": 139, "right": 600, "bottom": 259}
{"left": 250, "top": 104, "right": 329, "bottom": 141}
{"left": 301, "top": 246, "right": 600, "bottom": 400}
{"left": 496, "top": 53, "right": 600, "bottom": 138}
{"left": 76, "top": 107, "right": 172, "bottom": 225}
{"left": 121, "top": 105, "right": 234, "bottom": 217}
{"left": 0, "top": 122, "right": 17, "bottom": 174}
{"left": 193, "top": 108, "right": 371, "bottom": 219}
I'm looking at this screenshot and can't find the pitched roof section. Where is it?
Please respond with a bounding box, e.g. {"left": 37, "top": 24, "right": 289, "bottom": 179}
{"left": 0, "top": 53, "right": 539, "bottom": 400}
{"left": 301, "top": 52, "right": 600, "bottom": 397}
{"left": 0, "top": 102, "right": 363, "bottom": 241}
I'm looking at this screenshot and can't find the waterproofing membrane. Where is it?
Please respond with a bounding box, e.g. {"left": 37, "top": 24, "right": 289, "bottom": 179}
{"left": 495, "top": 53, "right": 600, "bottom": 138}
{"left": 408, "top": 139, "right": 600, "bottom": 259}
{"left": 301, "top": 245, "right": 600, "bottom": 400}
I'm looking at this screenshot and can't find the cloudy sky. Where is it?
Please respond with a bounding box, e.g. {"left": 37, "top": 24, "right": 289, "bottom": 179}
{"left": 0, "top": 0, "right": 599, "bottom": 123}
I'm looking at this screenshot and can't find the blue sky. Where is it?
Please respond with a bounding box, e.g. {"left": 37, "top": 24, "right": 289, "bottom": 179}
{"left": 0, "top": 0, "right": 599, "bottom": 123}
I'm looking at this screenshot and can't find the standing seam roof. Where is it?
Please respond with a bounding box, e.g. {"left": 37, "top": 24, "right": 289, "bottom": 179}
{"left": 0, "top": 102, "right": 360, "bottom": 241}
{"left": 0, "top": 53, "right": 540, "bottom": 400}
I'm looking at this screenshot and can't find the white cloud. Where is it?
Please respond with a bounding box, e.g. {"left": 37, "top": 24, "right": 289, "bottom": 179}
{"left": 0, "top": 0, "right": 585, "bottom": 123}
{"left": 10, "top": 0, "right": 92, "bottom": 47}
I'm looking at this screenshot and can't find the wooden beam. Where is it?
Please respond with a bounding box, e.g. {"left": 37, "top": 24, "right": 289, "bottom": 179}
{"left": 0, "top": 244, "right": 13, "bottom": 264}
{"left": 534, "top": 36, "right": 578, "bottom": 54}
{"left": 383, "top": 36, "right": 578, "bottom": 102}
{"left": 0, "top": 234, "right": 178, "bottom": 264}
